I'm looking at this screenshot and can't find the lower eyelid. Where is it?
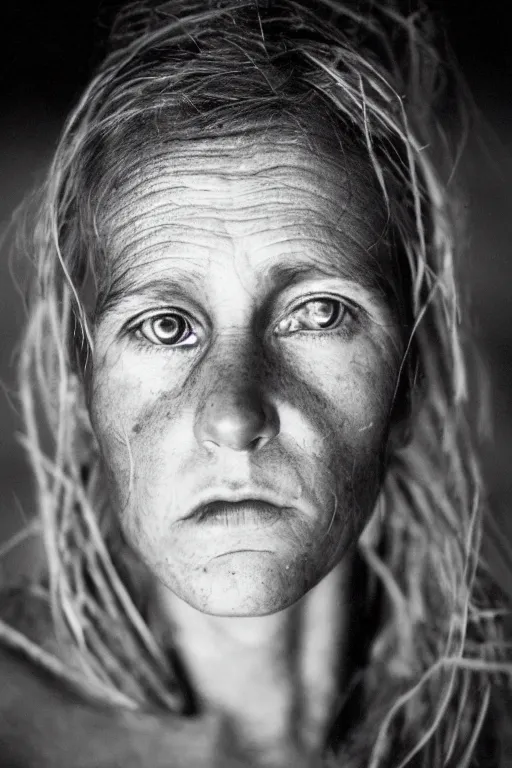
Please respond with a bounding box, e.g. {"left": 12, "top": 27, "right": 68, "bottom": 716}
{"left": 129, "top": 332, "right": 198, "bottom": 353}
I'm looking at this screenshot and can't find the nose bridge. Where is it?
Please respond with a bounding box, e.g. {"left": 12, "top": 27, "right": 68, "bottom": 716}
{"left": 208, "top": 323, "right": 268, "bottom": 387}
{"left": 193, "top": 332, "right": 279, "bottom": 452}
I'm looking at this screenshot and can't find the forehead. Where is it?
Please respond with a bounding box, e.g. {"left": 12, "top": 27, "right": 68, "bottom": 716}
{"left": 96, "top": 134, "right": 391, "bottom": 305}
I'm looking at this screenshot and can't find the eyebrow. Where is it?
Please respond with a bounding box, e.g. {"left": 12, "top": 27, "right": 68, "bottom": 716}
{"left": 95, "top": 254, "right": 389, "bottom": 322}
{"left": 265, "top": 259, "right": 383, "bottom": 294}
{"left": 95, "top": 270, "right": 202, "bottom": 321}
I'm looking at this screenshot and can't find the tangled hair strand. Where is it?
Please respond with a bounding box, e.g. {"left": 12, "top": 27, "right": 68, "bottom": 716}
{"left": 2, "top": 1, "right": 511, "bottom": 765}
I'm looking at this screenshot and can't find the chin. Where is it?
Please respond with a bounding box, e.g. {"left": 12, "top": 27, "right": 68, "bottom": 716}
{"left": 175, "top": 550, "right": 316, "bottom": 616}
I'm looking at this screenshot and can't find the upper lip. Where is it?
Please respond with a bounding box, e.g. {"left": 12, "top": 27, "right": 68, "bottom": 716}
{"left": 185, "top": 489, "right": 292, "bottom": 520}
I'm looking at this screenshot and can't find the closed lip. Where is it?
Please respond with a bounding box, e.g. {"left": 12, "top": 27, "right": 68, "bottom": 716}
{"left": 185, "top": 490, "right": 294, "bottom": 523}
{"left": 187, "top": 500, "right": 292, "bottom": 527}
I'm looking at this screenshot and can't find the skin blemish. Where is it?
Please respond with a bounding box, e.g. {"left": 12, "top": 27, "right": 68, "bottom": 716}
{"left": 89, "top": 136, "right": 403, "bottom": 616}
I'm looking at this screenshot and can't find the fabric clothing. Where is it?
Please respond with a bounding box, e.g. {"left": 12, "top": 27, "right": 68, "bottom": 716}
{"left": 0, "top": 582, "right": 511, "bottom": 766}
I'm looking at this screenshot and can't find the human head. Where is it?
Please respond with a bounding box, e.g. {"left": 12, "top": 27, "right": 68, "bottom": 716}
{"left": 33, "top": 0, "right": 440, "bottom": 618}
{"left": 88, "top": 130, "right": 404, "bottom": 615}
{"left": 20, "top": 1, "right": 505, "bottom": 759}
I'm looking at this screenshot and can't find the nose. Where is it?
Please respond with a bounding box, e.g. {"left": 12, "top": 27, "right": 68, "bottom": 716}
{"left": 195, "top": 385, "right": 280, "bottom": 452}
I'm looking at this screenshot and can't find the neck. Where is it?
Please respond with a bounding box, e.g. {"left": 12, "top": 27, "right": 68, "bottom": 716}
{"left": 150, "top": 557, "right": 353, "bottom": 755}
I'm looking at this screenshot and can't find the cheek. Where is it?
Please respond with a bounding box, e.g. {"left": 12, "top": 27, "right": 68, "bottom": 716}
{"left": 280, "top": 336, "right": 397, "bottom": 458}
{"left": 331, "top": 345, "right": 397, "bottom": 488}
{"left": 268, "top": 339, "right": 396, "bottom": 548}
{"left": 88, "top": 348, "right": 195, "bottom": 528}
{"left": 88, "top": 359, "right": 147, "bottom": 506}
{"left": 90, "top": 339, "right": 176, "bottom": 443}
{"left": 336, "top": 353, "right": 395, "bottom": 454}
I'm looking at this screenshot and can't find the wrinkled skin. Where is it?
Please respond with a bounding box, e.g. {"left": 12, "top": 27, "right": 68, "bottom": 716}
{"left": 88, "top": 133, "right": 403, "bottom": 618}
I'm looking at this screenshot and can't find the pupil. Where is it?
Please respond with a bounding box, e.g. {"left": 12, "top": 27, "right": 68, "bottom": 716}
{"left": 313, "top": 300, "right": 337, "bottom": 327}
{"left": 154, "top": 315, "right": 183, "bottom": 341}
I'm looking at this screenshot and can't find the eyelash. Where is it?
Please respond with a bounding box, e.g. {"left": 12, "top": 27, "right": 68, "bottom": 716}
{"left": 127, "top": 296, "right": 359, "bottom": 350}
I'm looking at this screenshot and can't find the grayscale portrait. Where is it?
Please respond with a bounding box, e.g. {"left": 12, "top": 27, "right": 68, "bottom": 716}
{"left": 0, "top": 1, "right": 511, "bottom": 766}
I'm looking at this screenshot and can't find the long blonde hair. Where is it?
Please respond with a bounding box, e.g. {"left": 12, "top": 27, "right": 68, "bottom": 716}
{"left": 2, "top": 1, "right": 511, "bottom": 765}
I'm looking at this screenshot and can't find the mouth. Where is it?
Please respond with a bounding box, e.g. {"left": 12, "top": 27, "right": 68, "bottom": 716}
{"left": 186, "top": 499, "right": 292, "bottom": 527}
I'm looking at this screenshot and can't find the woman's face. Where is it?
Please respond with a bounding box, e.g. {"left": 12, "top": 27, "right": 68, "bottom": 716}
{"left": 89, "top": 133, "right": 403, "bottom": 616}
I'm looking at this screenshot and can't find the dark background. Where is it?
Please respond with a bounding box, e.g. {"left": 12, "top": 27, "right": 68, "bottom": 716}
{"left": 0, "top": 1, "right": 511, "bottom": 588}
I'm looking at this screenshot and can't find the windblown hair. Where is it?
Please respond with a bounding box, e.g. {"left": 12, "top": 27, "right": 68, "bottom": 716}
{"left": 2, "top": 1, "right": 512, "bottom": 765}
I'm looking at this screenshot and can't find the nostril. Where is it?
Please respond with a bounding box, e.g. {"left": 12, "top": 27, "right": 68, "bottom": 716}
{"left": 194, "top": 385, "right": 280, "bottom": 452}
{"left": 248, "top": 434, "right": 265, "bottom": 451}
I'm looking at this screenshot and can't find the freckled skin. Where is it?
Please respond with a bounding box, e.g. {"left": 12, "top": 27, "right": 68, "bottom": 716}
{"left": 88, "top": 134, "right": 403, "bottom": 616}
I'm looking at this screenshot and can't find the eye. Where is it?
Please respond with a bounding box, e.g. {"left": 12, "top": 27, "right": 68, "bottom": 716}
{"left": 135, "top": 312, "right": 197, "bottom": 347}
{"left": 275, "top": 297, "right": 350, "bottom": 336}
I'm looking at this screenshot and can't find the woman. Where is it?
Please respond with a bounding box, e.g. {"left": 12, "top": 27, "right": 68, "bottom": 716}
{"left": 0, "top": 1, "right": 511, "bottom": 765}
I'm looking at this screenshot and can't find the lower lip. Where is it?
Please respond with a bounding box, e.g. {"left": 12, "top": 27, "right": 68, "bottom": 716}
{"left": 190, "top": 500, "right": 290, "bottom": 527}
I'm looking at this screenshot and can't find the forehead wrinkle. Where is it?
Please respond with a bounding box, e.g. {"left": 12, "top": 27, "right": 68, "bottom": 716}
{"left": 100, "top": 145, "right": 381, "bottom": 261}
{"left": 110, "top": 240, "right": 210, "bottom": 278}
{"left": 111, "top": 252, "right": 204, "bottom": 284}
{"left": 102, "top": 192, "right": 182, "bottom": 237}
{"left": 106, "top": 201, "right": 350, "bottom": 268}
{"left": 101, "top": 213, "right": 388, "bottom": 316}
{"left": 108, "top": 213, "right": 382, "bottom": 291}
{"left": 108, "top": 192, "right": 374, "bottom": 251}
{"left": 253, "top": 217, "right": 386, "bottom": 274}
{"left": 104, "top": 181, "right": 318, "bottom": 241}
{"left": 110, "top": 177, "right": 346, "bottom": 221}
{"left": 106, "top": 148, "right": 357, "bottom": 211}
{"left": 144, "top": 146, "right": 351, "bottom": 181}
{"left": 116, "top": 158, "right": 318, "bottom": 201}
{"left": 95, "top": 140, "right": 392, "bottom": 322}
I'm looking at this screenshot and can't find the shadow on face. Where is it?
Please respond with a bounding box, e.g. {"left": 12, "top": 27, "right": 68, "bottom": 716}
{"left": 88, "top": 131, "right": 404, "bottom": 616}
